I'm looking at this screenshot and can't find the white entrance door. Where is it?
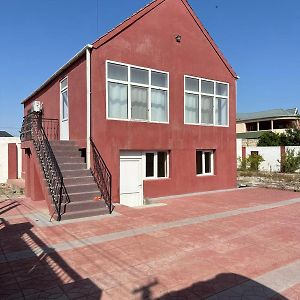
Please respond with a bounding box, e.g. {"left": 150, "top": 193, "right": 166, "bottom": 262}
{"left": 60, "top": 78, "right": 69, "bottom": 140}
{"left": 120, "top": 152, "right": 143, "bottom": 207}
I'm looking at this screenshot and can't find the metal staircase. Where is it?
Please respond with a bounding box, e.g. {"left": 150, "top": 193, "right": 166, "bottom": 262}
{"left": 21, "top": 112, "right": 112, "bottom": 221}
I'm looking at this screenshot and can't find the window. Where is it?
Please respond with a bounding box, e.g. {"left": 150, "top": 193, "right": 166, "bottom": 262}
{"left": 107, "top": 61, "right": 169, "bottom": 122}
{"left": 196, "top": 150, "right": 214, "bottom": 175}
{"left": 145, "top": 151, "right": 168, "bottom": 178}
{"left": 60, "top": 78, "right": 68, "bottom": 120}
{"left": 184, "top": 76, "right": 229, "bottom": 126}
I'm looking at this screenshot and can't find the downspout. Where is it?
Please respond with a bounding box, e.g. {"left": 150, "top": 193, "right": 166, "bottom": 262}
{"left": 86, "top": 44, "right": 93, "bottom": 169}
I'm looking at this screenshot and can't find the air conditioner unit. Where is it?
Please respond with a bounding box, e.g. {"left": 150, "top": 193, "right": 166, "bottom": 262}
{"left": 32, "top": 101, "right": 42, "bottom": 112}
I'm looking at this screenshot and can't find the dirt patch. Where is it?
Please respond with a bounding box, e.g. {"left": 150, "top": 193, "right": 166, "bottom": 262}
{"left": 0, "top": 183, "right": 24, "bottom": 199}
{"left": 238, "top": 171, "right": 300, "bottom": 191}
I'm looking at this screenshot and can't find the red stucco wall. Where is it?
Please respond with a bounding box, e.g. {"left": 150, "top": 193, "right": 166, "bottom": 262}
{"left": 24, "top": 56, "right": 87, "bottom": 148}
{"left": 91, "top": 0, "right": 237, "bottom": 201}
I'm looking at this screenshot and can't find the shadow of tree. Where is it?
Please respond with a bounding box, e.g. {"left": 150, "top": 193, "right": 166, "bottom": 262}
{"left": 134, "top": 273, "right": 288, "bottom": 300}
{"left": 0, "top": 217, "right": 102, "bottom": 299}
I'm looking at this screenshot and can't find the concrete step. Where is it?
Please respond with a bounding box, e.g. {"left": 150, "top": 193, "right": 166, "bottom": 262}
{"left": 63, "top": 176, "right": 95, "bottom": 186}
{"left": 59, "top": 207, "right": 109, "bottom": 220}
{"left": 68, "top": 191, "right": 100, "bottom": 202}
{"left": 56, "top": 156, "right": 84, "bottom": 164}
{"left": 51, "top": 145, "right": 79, "bottom": 152}
{"left": 63, "top": 200, "right": 106, "bottom": 213}
{"left": 66, "top": 183, "right": 99, "bottom": 194}
{"left": 62, "top": 169, "right": 91, "bottom": 178}
{"left": 50, "top": 141, "right": 76, "bottom": 146}
{"left": 53, "top": 150, "right": 81, "bottom": 158}
{"left": 59, "top": 163, "right": 87, "bottom": 171}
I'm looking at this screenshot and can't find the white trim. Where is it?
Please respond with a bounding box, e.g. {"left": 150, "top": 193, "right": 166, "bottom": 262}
{"left": 86, "top": 47, "right": 91, "bottom": 169}
{"left": 106, "top": 60, "right": 169, "bottom": 124}
{"left": 184, "top": 75, "right": 229, "bottom": 127}
{"left": 196, "top": 150, "right": 214, "bottom": 176}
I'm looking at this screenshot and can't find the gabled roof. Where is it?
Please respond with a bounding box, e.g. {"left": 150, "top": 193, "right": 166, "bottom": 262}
{"left": 237, "top": 108, "right": 299, "bottom": 122}
{"left": 92, "top": 0, "right": 238, "bottom": 78}
{"left": 0, "top": 131, "right": 13, "bottom": 137}
{"left": 22, "top": 0, "right": 238, "bottom": 104}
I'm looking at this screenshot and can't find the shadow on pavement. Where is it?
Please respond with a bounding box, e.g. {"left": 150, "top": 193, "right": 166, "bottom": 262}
{"left": 134, "top": 273, "right": 288, "bottom": 299}
{"left": 0, "top": 217, "right": 102, "bottom": 299}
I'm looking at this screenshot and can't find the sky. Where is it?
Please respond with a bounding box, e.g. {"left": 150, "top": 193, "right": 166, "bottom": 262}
{"left": 0, "top": 0, "right": 300, "bottom": 136}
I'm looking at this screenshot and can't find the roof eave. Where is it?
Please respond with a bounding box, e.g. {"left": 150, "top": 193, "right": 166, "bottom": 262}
{"left": 21, "top": 44, "right": 93, "bottom": 105}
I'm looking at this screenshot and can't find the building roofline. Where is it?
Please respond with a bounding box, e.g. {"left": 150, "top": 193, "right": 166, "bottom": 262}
{"left": 92, "top": 0, "right": 238, "bottom": 79}
{"left": 22, "top": 0, "right": 239, "bottom": 105}
{"left": 21, "top": 44, "right": 93, "bottom": 104}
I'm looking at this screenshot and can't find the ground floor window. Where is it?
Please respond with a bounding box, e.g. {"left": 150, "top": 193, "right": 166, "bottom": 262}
{"left": 196, "top": 150, "right": 214, "bottom": 175}
{"left": 145, "top": 151, "right": 168, "bottom": 178}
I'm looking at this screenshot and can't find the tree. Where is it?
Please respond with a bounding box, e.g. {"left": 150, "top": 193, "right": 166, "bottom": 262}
{"left": 257, "top": 129, "right": 300, "bottom": 146}
{"left": 257, "top": 132, "right": 281, "bottom": 146}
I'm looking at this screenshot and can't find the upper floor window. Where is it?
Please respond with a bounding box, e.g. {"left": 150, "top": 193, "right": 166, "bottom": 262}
{"left": 60, "top": 77, "right": 68, "bottom": 120}
{"left": 106, "top": 61, "right": 169, "bottom": 123}
{"left": 184, "top": 76, "right": 229, "bottom": 126}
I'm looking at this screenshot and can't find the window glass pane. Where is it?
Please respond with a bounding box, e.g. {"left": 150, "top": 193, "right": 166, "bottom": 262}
{"left": 62, "top": 90, "right": 68, "bottom": 119}
{"left": 131, "top": 67, "right": 149, "bottom": 85}
{"left": 196, "top": 151, "right": 203, "bottom": 174}
{"left": 216, "top": 83, "right": 228, "bottom": 96}
{"left": 185, "top": 93, "right": 199, "bottom": 123}
{"left": 157, "top": 152, "right": 167, "bottom": 177}
{"left": 201, "top": 95, "right": 214, "bottom": 124}
{"left": 146, "top": 153, "right": 154, "bottom": 177}
{"left": 201, "top": 80, "right": 214, "bottom": 94}
{"left": 108, "top": 82, "right": 128, "bottom": 119}
{"left": 215, "top": 98, "right": 228, "bottom": 125}
{"left": 151, "top": 71, "right": 168, "bottom": 88}
{"left": 151, "top": 89, "right": 167, "bottom": 122}
{"left": 204, "top": 152, "right": 212, "bottom": 173}
{"left": 185, "top": 77, "right": 199, "bottom": 92}
{"left": 131, "top": 86, "right": 148, "bottom": 120}
{"left": 60, "top": 78, "right": 67, "bottom": 90}
{"left": 107, "top": 63, "right": 128, "bottom": 81}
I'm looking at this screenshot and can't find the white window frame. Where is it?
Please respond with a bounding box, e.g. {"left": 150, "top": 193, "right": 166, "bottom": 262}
{"left": 184, "top": 75, "right": 229, "bottom": 127}
{"left": 196, "top": 150, "right": 214, "bottom": 176}
{"left": 142, "top": 151, "right": 169, "bottom": 179}
{"left": 60, "top": 77, "right": 68, "bottom": 121}
{"left": 106, "top": 60, "right": 169, "bottom": 123}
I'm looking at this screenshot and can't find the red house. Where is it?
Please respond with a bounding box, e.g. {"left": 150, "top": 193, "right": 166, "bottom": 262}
{"left": 21, "top": 0, "right": 238, "bottom": 220}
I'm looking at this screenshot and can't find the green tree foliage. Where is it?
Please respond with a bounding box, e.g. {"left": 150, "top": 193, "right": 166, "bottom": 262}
{"left": 280, "top": 149, "right": 300, "bottom": 173}
{"left": 238, "top": 154, "right": 264, "bottom": 171}
{"left": 257, "top": 129, "right": 300, "bottom": 146}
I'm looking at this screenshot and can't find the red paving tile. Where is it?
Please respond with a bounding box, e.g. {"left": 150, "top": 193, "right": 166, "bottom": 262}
{"left": 1, "top": 188, "right": 300, "bottom": 298}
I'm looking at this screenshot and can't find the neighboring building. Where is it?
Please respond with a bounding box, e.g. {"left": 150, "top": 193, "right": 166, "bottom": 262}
{"left": 20, "top": 0, "right": 238, "bottom": 220}
{"left": 237, "top": 108, "right": 300, "bottom": 146}
{"left": 0, "top": 131, "right": 22, "bottom": 183}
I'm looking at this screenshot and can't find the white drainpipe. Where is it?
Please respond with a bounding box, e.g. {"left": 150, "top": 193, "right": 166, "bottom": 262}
{"left": 86, "top": 44, "right": 93, "bottom": 169}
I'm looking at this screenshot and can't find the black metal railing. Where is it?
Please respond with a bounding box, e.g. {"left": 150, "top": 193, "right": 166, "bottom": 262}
{"left": 21, "top": 112, "right": 59, "bottom": 142}
{"left": 90, "top": 137, "right": 113, "bottom": 213}
{"left": 20, "top": 112, "right": 69, "bottom": 221}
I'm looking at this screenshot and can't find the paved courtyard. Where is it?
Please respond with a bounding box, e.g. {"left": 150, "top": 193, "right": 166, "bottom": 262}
{"left": 1, "top": 187, "right": 300, "bottom": 299}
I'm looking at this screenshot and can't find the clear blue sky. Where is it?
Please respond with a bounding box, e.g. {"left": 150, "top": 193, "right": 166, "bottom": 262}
{"left": 0, "top": 0, "right": 299, "bottom": 136}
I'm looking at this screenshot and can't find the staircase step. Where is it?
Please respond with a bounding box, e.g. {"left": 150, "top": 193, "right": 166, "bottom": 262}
{"left": 60, "top": 163, "right": 87, "bottom": 171}
{"left": 53, "top": 150, "right": 81, "bottom": 157}
{"left": 68, "top": 191, "right": 100, "bottom": 202}
{"left": 51, "top": 145, "right": 79, "bottom": 152}
{"left": 57, "top": 157, "right": 84, "bottom": 164}
{"left": 62, "top": 169, "right": 91, "bottom": 178}
{"left": 66, "top": 183, "right": 99, "bottom": 194}
{"left": 50, "top": 140, "right": 76, "bottom": 146}
{"left": 59, "top": 207, "right": 109, "bottom": 220}
{"left": 63, "top": 176, "right": 95, "bottom": 186}
{"left": 63, "top": 200, "right": 106, "bottom": 213}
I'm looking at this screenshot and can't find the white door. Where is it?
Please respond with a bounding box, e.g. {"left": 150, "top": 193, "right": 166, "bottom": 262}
{"left": 60, "top": 78, "right": 69, "bottom": 140}
{"left": 120, "top": 152, "right": 143, "bottom": 207}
